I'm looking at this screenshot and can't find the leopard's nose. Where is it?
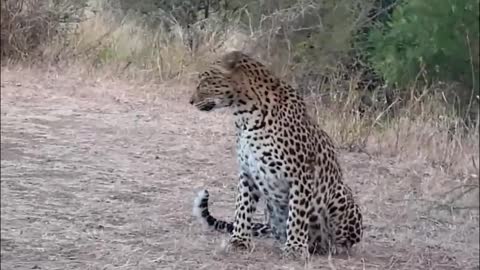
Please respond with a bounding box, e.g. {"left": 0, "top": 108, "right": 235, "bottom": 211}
{"left": 189, "top": 98, "right": 194, "bottom": 105}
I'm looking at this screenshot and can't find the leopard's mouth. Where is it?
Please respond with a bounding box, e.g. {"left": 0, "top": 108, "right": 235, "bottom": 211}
{"left": 195, "top": 101, "right": 216, "bottom": 111}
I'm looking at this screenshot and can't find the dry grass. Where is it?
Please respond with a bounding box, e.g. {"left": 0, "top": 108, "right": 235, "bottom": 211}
{"left": 0, "top": 0, "right": 55, "bottom": 61}
{"left": 1, "top": 65, "right": 479, "bottom": 270}
{"left": 39, "top": 4, "right": 246, "bottom": 83}
{"left": 306, "top": 86, "right": 480, "bottom": 176}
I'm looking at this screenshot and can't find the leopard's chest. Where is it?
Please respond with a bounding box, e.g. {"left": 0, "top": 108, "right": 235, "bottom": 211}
{"left": 235, "top": 131, "right": 289, "bottom": 195}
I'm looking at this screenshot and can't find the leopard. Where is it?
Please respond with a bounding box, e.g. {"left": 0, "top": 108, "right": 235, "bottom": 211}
{"left": 190, "top": 51, "right": 363, "bottom": 257}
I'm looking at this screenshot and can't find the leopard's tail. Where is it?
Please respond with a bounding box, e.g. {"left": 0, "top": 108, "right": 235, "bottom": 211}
{"left": 192, "top": 189, "right": 271, "bottom": 237}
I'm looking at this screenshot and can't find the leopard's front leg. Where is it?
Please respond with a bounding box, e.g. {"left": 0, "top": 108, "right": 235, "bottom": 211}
{"left": 283, "top": 173, "right": 313, "bottom": 257}
{"left": 229, "top": 172, "right": 260, "bottom": 250}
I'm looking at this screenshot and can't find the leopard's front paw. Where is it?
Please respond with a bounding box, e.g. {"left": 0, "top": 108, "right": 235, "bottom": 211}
{"left": 281, "top": 241, "right": 309, "bottom": 260}
{"left": 227, "top": 235, "right": 253, "bottom": 251}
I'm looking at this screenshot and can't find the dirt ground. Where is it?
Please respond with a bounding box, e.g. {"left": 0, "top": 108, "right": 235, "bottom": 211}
{"left": 1, "top": 67, "right": 479, "bottom": 270}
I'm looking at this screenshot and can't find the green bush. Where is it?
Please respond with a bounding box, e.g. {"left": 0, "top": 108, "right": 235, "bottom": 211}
{"left": 368, "top": 0, "right": 479, "bottom": 93}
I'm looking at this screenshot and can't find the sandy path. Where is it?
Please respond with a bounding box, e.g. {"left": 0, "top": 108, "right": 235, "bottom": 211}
{"left": 1, "top": 68, "right": 478, "bottom": 270}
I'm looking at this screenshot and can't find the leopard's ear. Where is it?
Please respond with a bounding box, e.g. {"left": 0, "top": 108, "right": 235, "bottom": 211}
{"left": 220, "top": 50, "right": 245, "bottom": 71}
{"left": 209, "top": 50, "right": 248, "bottom": 74}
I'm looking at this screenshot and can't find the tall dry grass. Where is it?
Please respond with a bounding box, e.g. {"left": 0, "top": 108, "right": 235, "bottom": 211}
{"left": 1, "top": 0, "right": 56, "bottom": 61}
{"left": 308, "top": 84, "right": 479, "bottom": 176}
{"left": 39, "top": 2, "right": 251, "bottom": 82}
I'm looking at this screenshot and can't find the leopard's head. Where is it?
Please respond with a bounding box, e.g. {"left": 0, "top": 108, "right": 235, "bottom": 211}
{"left": 189, "top": 51, "right": 276, "bottom": 112}
{"left": 189, "top": 67, "right": 237, "bottom": 111}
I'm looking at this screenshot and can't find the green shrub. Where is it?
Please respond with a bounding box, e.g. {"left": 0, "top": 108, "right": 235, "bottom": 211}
{"left": 368, "top": 0, "right": 479, "bottom": 94}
